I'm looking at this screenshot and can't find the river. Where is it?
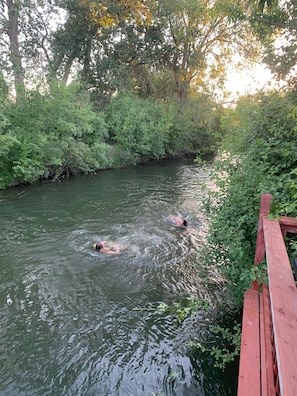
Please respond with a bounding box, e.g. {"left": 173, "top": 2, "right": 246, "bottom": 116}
{"left": 0, "top": 159, "right": 237, "bottom": 396}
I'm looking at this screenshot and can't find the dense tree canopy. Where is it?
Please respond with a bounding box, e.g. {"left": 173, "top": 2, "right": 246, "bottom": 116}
{"left": 52, "top": 0, "right": 259, "bottom": 100}
{"left": 1, "top": 0, "right": 295, "bottom": 100}
{"left": 1, "top": 0, "right": 262, "bottom": 100}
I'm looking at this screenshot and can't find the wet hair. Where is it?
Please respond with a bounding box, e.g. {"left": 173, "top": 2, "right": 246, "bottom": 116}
{"left": 183, "top": 220, "right": 188, "bottom": 226}
{"left": 95, "top": 242, "right": 103, "bottom": 250}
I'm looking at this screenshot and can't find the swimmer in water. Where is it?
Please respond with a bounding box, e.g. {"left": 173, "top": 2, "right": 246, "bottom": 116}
{"left": 93, "top": 241, "right": 121, "bottom": 255}
{"left": 167, "top": 215, "right": 188, "bottom": 227}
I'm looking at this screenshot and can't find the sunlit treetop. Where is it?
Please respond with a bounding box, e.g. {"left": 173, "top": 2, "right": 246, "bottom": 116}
{"left": 80, "top": 0, "right": 152, "bottom": 28}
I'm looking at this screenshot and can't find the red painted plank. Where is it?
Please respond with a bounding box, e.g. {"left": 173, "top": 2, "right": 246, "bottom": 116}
{"left": 260, "top": 284, "right": 276, "bottom": 396}
{"left": 263, "top": 217, "right": 297, "bottom": 396}
{"left": 279, "top": 216, "right": 297, "bottom": 228}
{"left": 259, "top": 292, "right": 268, "bottom": 396}
{"left": 237, "top": 289, "right": 261, "bottom": 396}
{"left": 279, "top": 216, "right": 297, "bottom": 235}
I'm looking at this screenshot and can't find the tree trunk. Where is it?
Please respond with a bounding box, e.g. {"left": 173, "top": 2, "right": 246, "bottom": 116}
{"left": 7, "top": 0, "right": 25, "bottom": 105}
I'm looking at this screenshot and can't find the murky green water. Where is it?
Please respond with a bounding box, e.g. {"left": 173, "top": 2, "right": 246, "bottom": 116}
{"left": 0, "top": 160, "right": 237, "bottom": 395}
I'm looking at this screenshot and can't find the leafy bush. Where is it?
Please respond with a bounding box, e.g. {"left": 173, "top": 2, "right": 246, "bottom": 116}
{"left": 0, "top": 81, "right": 110, "bottom": 187}
{"left": 201, "top": 90, "right": 297, "bottom": 305}
{"left": 0, "top": 78, "right": 221, "bottom": 187}
{"left": 105, "top": 92, "right": 219, "bottom": 167}
{"left": 167, "top": 95, "right": 219, "bottom": 157}
{"left": 189, "top": 323, "right": 241, "bottom": 370}
{"left": 104, "top": 93, "right": 171, "bottom": 166}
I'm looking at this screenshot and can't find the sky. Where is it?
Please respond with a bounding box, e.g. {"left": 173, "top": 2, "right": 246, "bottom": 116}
{"left": 225, "top": 63, "right": 279, "bottom": 101}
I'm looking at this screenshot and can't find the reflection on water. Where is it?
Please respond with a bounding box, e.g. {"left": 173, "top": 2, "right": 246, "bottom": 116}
{"left": 0, "top": 160, "right": 236, "bottom": 396}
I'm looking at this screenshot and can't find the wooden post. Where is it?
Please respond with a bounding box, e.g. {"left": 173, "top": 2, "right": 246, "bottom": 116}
{"left": 252, "top": 194, "right": 272, "bottom": 290}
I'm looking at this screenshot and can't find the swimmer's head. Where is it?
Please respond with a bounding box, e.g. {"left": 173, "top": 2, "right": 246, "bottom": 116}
{"left": 94, "top": 242, "right": 104, "bottom": 250}
{"left": 183, "top": 219, "right": 188, "bottom": 226}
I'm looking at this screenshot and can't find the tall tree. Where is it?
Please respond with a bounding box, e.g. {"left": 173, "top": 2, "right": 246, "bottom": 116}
{"left": 247, "top": 0, "right": 297, "bottom": 85}
{"left": 51, "top": 0, "right": 152, "bottom": 89}
{"left": 152, "top": 0, "right": 252, "bottom": 100}
{"left": 0, "top": 0, "right": 63, "bottom": 101}
{"left": 50, "top": 2, "right": 95, "bottom": 82}
{"left": 1, "top": 0, "right": 25, "bottom": 104}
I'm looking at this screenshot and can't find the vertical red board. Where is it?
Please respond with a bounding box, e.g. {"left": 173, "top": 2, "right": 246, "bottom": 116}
{"left": 237, "top": 289, "right": 261, "bottom": 395}
{"left": 260, "top": 284, "right": 276, "bottom": 396}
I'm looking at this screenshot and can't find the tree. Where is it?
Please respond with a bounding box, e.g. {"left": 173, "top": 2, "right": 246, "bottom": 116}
{"left": 0, "top": 0, "right": 63, "bottom": 101}
{"left": 50, "top": 0, "right": 151, "bottom": 87}
{"left": 52, "top": 0, "right": 260, "bottom": 101}
{"left": 247, "top": 0, "right": 297, "bottom": 85}
{"left": 1, "top": 0, "right": 25, "bottom": 104}
{"left": 253, "top": 0, "right": 274, "bottom": 13}
{"left": 150, "top": 0, "right": 253, "bottom": 100}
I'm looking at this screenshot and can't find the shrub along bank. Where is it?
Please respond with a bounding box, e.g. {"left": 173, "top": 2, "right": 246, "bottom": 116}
{"left": 188, "top": 89, "right": 297, "bottom": 370}
{"left": 0, "top": 82, "right": 218, "bottom": 189}
{"left": 201, "top": 89, "right": 297, "bottom": 306}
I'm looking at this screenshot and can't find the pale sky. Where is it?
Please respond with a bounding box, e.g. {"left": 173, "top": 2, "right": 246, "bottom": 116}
{"left": 225, "top": 64, "right": 279, "bottom": 100}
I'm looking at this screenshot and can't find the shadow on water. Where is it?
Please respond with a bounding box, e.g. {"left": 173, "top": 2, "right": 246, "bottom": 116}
{"left": 0, "top": 159, "right": 238, "bottom": 396}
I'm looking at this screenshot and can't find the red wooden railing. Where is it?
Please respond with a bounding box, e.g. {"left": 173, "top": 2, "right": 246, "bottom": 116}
{"left": 237, "top": 194, "right": 297, "bottom": 396}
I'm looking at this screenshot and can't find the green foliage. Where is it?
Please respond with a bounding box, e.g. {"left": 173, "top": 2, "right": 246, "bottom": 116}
{"left": 104, "top": 93, "right": 171, "bottom": 167}
{"left": 240, "top": 260, "right": 268, "bottom": 288}
{"left": 201, "top": 90, "right": 297, "bottom": 305}
{"left": 284, "top": 234, "right": 297, "bottom": 266}
{"left": 0, "top": 72, "right": 9, "bottom": 104}
{"left": 147, "top": 70, "right": 178, "bottom": 101}
{"left": 189, "top": 323, "right": 241, "bottom": 370}
{"left": 50, "top": 0, "right": 259, "bottom": 101}
{"left": 0, "top": 81, "right": 220, "bottom": 188}
{"left": 0, "top": 81, "right": 111, "bottom": 187}
{"left": 247, "top": 0, "right": 297, "bottom": 84}
{"left": 0, "top": 133, "right": 21, "bottom": 188}
{"left": 159, "top": 94, "right": 219, "bottom": 158}
{"left": 157, "top": 296, "right": 207, "bottom": 323}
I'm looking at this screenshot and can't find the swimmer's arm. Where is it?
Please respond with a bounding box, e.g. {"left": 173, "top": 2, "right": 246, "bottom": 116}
{"left": 108, "top": 248, "right": 120, "bottom": 255}
{"left": 107, "top": 244, "right": 121, "bottom": 254}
